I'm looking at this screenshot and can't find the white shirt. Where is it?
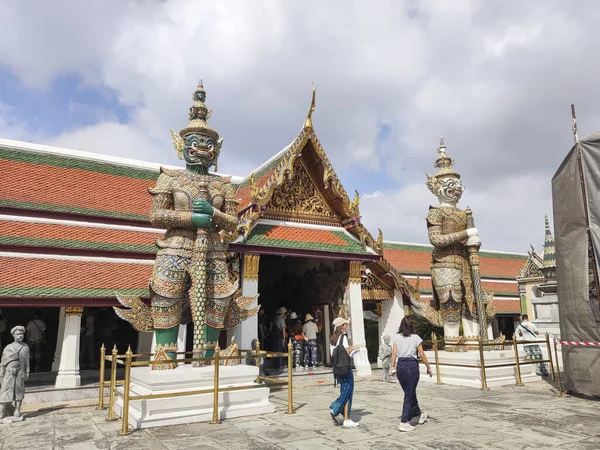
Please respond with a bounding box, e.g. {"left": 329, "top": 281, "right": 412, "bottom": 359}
{"left": 330, "top": 334, "right": 349, "bottom": 357}
{"left": 393, "top": 333, "right": 423, "bottom": 359}
{"left": 516, "top": 321, "right": 539, "bottom": 341}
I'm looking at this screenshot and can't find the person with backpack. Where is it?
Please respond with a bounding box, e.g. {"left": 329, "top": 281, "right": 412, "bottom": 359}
{"left": 390, "top": 317, "right": 432, "bottom": 432}
{"left": 329, "top": 317, "right": 359, "bottom": 428}
{"left": 516, "top": 314, "right": 548, "bottom": 376}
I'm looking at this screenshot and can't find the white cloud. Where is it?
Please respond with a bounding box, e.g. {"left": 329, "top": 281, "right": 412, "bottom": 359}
{"left": 0, "top": 0, "right": 599, "bottom": 252}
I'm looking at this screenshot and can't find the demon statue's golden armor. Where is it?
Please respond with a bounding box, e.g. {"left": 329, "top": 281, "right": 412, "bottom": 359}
{"left": 115, "top": 81, "right": 258, "bottom": 368}
{"left": 412, "top": 138, "right": 493, "bottom": 342}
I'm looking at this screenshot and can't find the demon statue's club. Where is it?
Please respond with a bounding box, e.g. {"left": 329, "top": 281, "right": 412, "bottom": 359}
{"left": 115, "top": 81, "right": 259, "bottom": 369}
{"left": 411, "top": 138, "right": 494, "bottom": 343}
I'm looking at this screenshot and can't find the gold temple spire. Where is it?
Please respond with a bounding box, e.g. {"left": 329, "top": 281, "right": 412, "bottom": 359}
{"left": 304, "top": 83, "right": 316, "bottom": 129}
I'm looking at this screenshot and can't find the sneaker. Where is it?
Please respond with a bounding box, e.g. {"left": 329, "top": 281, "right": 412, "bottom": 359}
{"left": 418, "top": 412, "right": 427, "bottom": 424}
{"left": 343, "top": 419, "right": 359, "bottom": 428}
{"left": 398, "top": 422, "right": 415, "bottom": 432}
{"left": 330, "top": 410, "right": 341, "bottom": 425}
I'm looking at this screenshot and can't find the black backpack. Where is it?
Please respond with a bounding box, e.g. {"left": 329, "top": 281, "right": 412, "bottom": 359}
{"left": 332, "top": 335, "right": 351, "bottom": 379}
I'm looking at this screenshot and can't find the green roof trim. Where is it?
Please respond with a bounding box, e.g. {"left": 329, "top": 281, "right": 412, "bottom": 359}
{"left": 0, "top": 147, "right": 160, "bottom": 181}
{"left": 245, "top": 224, "right": 370, "bottom": 255}
{"left": 0, "top": 287, "right": 148, "bottom": 298}
{"left": 0, "top": 236, "right": 157, "bottom": 254}
{"left": 0, "top": 199, "right": 149, "bottom": 221}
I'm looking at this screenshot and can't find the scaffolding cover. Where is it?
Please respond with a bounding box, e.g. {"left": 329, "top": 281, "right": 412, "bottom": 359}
{"left": 552, "top": 130, "right": 600, "bottom": 397}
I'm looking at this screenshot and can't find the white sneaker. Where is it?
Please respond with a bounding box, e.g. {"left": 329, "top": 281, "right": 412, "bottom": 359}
{"left": 343, "top": 419, "right": 359, "bottom": 428}
{"left": 398, "top": 422, "right": 415, "bottom": 432}
{"left": 418, "top": 412, "right": 427, "bottom": 424}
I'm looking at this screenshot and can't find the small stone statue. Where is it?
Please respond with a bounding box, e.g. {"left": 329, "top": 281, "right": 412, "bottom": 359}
{"left": 0, "top": 326, "right": 30, "bottom": 422}
{"left": 378, "top": 335, "right": 393, "bottom": 382}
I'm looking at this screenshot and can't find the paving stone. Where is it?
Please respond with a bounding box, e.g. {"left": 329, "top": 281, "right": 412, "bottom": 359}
{"left": 1, "top": 378, "right": 599, "bottom": 449}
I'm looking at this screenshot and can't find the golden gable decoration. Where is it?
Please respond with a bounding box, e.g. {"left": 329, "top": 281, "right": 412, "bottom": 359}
{"left": 263, "top": 158, "right": 339, "bottom": 222}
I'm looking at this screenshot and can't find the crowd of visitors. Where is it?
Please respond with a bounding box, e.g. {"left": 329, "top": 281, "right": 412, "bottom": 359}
{"left": 257, "top": 306, "right": 325, "bottom": 372}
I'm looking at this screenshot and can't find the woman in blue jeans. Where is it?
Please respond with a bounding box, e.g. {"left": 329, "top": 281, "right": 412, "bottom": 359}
{"left": 390, "top": 317, "right": 433, "bottom": 432}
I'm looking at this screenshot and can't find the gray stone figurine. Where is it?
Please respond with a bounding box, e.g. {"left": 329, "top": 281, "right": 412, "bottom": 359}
{"left": 378, "top": 335, "right": 393, "bottom": 382}
{"left": 0, "top": 326, "right": 30, "bottom": 421}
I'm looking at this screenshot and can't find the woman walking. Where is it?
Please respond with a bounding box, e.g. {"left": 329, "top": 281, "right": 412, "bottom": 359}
{"left": 329, "top": 317, "right": 359, "bottom": 428}
{"left": 390, "top": 317, "right": 433, "bottom": 432}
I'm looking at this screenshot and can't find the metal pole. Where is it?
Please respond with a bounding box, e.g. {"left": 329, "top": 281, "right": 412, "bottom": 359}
{"left": 433, "top": 333, "right": 441, "bottom": 385}
{"left": 554, "top": 339, "right": 564, "bottom": 397}
{"left": 513, "top": 335, "right": 523, "bottom": 386}
{"left": 465, "top": 208, "right": 488, "bottom": 343}
{"left": 478, "top": 337, "right": 488, "bottom": 390}
{"left": 255, "top": 341, "right": 261, "bottom": 383}
{"left": 106, "top": 345, "right": 118, "bottom": 421}
{"left": 120, "top": 346, "right": 133, "bottom": 436}
{"left": 97, "top": 343, "right": 106, "bottom": 409}
{"left": 545, "top": 333, "right": 555, "bottom": 381}
{"left": 286, "top": 340, "right": 294, "bottom": 414}
{"left": 211, "top": 344, "right": 220, "bottom": 424}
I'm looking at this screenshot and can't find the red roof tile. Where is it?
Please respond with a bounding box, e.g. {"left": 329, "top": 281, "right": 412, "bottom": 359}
{"left": 0, "top": 158, "right": 155, "bottom": 219}
{"left": 0, "top": 221, "right": 160, "bottom": 252}
{"left": 0, "top": 257, "right": 152, "bottom": 296}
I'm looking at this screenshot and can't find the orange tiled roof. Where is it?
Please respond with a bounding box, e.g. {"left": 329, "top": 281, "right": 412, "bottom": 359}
{"left": 383, "top": 243, "right": 527, "bottom": 280}
{"left": 0, "top": 257, "right": 152, "bottom": 298}
{"left": 0, "top": 220, "right": 160, "bottom": 254}
{"left": 0, "top": 147, "right": 157, "bottom": 221}
{"left": 414, "top": 277, "right": 518, "bottom": 296}
{"left": 245, "top": 224, "right": 371, "bottom": 255}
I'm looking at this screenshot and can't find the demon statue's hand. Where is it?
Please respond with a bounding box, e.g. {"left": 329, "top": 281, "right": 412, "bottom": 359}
{"left": 193, "top": 199, "right": 215, "bottom": 216}
{"left": 191, "top": 213, "right": 212, "bottom": 228}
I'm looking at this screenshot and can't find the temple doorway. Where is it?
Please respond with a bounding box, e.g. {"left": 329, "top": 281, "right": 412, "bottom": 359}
{"left": 257, "top": 255, "right": 350, "bottom": 366}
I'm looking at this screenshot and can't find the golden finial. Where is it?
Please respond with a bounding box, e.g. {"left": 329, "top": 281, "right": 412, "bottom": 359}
{"left": 349, "top": 190, "right": 360, "bottom": 212}
{"left": 376, "top": 228, "right": 384, "bottom": 252}
{"left": 304, "top": 83, "right": 316, "bottom": 129}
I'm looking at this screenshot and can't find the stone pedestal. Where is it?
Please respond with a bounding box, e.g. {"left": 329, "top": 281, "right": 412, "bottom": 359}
{"left": 420, "top": 349, "right": 542, "bottom": 388}
{"left": 113, "top": 365, "right": 274, "bottom": 429}
{"left": 54, "top": 307, "right": 82, "bottom": 389}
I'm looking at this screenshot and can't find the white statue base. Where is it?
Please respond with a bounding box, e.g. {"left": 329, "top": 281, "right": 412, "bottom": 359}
{"left": 113, "top": 364, "right": 275, "bottom": 429}
{"left": 420, "top": 350, "right": 542, "bottom": 388}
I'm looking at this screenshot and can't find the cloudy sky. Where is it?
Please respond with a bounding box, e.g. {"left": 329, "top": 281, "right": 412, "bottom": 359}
{"left": 1, "top": 0, "right": 599, "bottom": 253}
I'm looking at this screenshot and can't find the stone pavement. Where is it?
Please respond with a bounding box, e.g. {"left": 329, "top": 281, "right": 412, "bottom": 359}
{"left": 1, "top": 376, "right": 599, "bottom": 450}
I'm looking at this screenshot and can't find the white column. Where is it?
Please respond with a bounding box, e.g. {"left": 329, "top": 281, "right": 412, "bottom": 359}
{"left": 51, "top": 307, "right": 66, "bottom": 372}
{"left": 348, "top": 261, "right": 372, "bottom": 376}
{"left": 382, "top": 290, "right": 406, "bottom": 342}
{"left": 324, "top": 305, "right": 331, "bottom": 365}
{"left": 377, "top": 304, "right": 383, "bottom": 368}
{"left": 228, "top": 254, "right": 259, "bottom": 351}
{"left": 55, "top": 307, "right": 83, "bottom": 389}
{"left": 177, "top": 324, "right": 187, "bottom": 365}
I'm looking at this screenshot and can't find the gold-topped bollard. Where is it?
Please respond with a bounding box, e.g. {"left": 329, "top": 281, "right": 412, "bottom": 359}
{"left": 478, "top": 337, "right": 488, "bottom": 390}
{"left": 106, "top": 344, "right": 119, "bottom": 421}
{"left": 513, "top": 335, "right": 524, "bottom": 386}
{"left": 97, "top": 343, "right": 106, "bottom": 409}
{"left": 286, "top": 340, "right": 295, "bottom": 414}
{"left": 255, "top": 341, "right": 261, "bottom": 383}
{"left": 432, "top": 333, "right": 441, "bottom": 385}
{"left": 554, "top": 339, "right": 564, "bottom": 397}
{"left": 545, "top": 332, "right": 555, "bottom": 381}
{"left": 212, "top": 344, "right": 221, "bottom": 424}
{"left": 120, "top": 346, "right": 133, "bottom": 435}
